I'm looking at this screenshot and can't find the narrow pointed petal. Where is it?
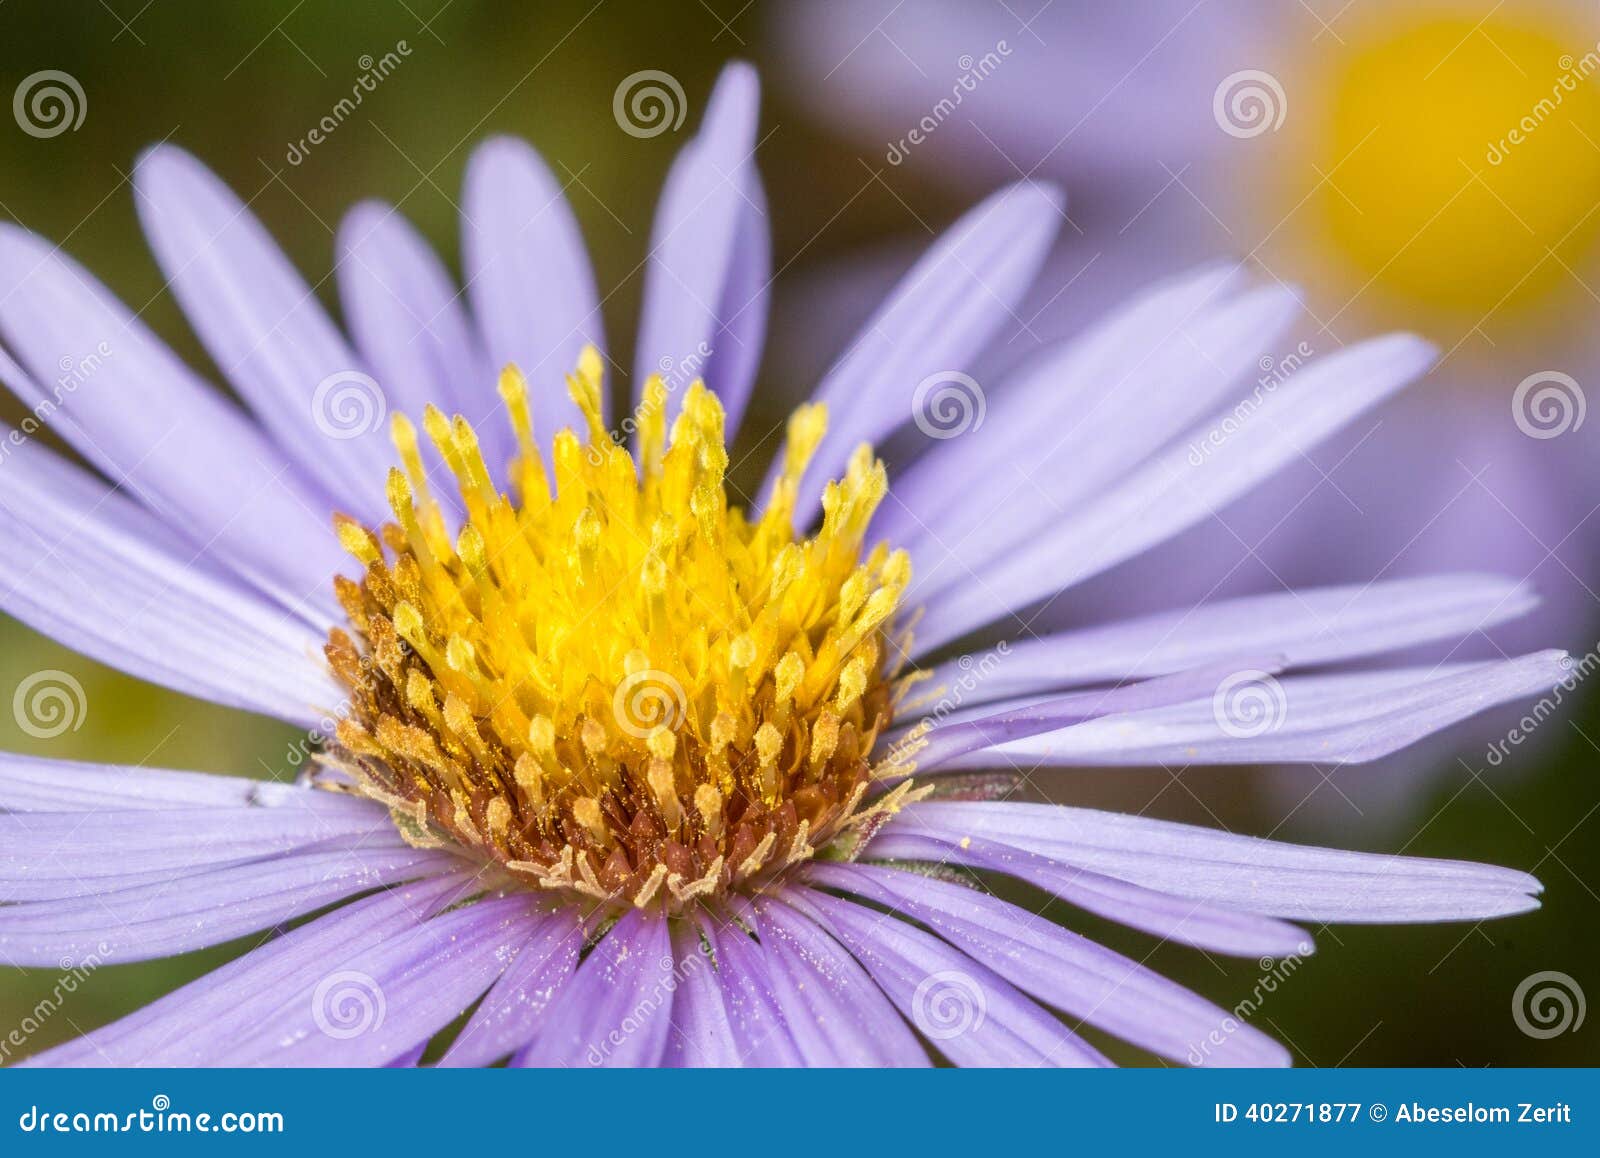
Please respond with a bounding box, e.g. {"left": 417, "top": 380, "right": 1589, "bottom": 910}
{"left": 885, "top": 277, "right": 1299, "bottom": 576}
{"left": 227, "top": 895, "right": 540, "bottom": 1067}
{"left": 802, "top": 865, "right": 1287, "bottom": 1066}
{"left": 462, "top": 136, "right": 603, "bottom": 450}
{"left": 516, "top": 910, "right": 675, "bottom": 1067}
{"left": 664, "top": 916, "right": 744, "bottom": 1067}
{"left": 768, "top": 180, "right": 1063, "bottom": 525}
{"left": 0, "top": 798, "right": 398, "bottom": 890}
{"left": 0, "top": 755, "right": 357, "bottom": 813}
{"left": 748, "top": 897, "right": 932, "bottom": 1066}
{"left": 337, "top": 201, "right": 488, "bottom": 429}
{"left": 916, "top": 575, "right": 1537, "bottom": 709}
{"left": 133, "top": 146, "right": 392, "bottom": 517}
{"left": 697, "top": 914, "right": 808, "bottom": 1066}
{"left": 887, "top": 801, "right": 1544, "bottom": 922}
{"left": 634, "top": 62, "right": 770, "bottom": 434}
{"left": 788, "top": 885, "right": 1116, "bottom": 1067}
{"left": 0, "top": 436, "right": 340, "bottom": 726}
{"left": 0, "top": 235, "right": 344, "bottom": 609}
{"left": 0, "top": 846, "right": 456, "bottom": 964}
{"left": 929, "top": 652, "right": 1569, "bottom": 771}
{"left": 915, "top": 334, "right": 1437, "bottom": 651}
{"left": 898, "top": 659, "right": 1285, "bottom": 769}
{"left": 438, "top": 908, "right": 582, "bottom": 1067}
{"left": 25, "top": 873, "right": 475, "bottom": 1067}
{"left": 866, "top": 831, "right": 1311, "bottom": 956}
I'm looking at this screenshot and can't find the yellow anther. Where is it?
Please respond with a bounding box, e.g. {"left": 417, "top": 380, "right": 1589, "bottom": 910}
{"left": 648, "top": 758, "right": 681, "bottom": 827}
{"left": 775, "top": 651, "right": 805, "bottom": 704}
{"left": 334, "top": 514, "right": 381, "bottom": 566}
{"left": 755, "top": 722, "right": 784, "bottom": 767}
{"left": 457, "top": 524, "right": 488, "bottom": 575}
{"left": 497, "top": 365, "right": 536, "bottom": 455}
{"left": 566, "top": 344, "right": 611, "bottom": 446}
{"left": 694, "top": 783, "right": 723, "bottom": 833}
{"left": 572, "top": 796, "right": 609, "bottom": 843}
{"left": 811, "top": 709, "right": 840, "bottom": 768}
{"left": 513, "top": 753, "right": 546, "bottom": 809}
{"left": 637, "top": 376, "right": 669, "bottom": 477}
{"left": 421, "top": 405, "right": 456, "bottom": 465}
{"left": 391, "top": 601, "right": 424, "bottom": 642}
{"left": 647, "top": 727, "right": 677, "bottom": 761}
{"left": 528, "top": 715, "right": 556, "bottom": 756}
{"left": 404, "top": 670, "right": 437, "bottom": 714}
{"left": 709, "top": 712, "right": 737, "bottom": 756}
{"left": 836, "top": 656, "right": 869, "bottom": 713}
{"left": 486, "top": 797, "right": 513, "bottom": 840}
{"left": 385, "top": 467, "right": 414, "bottom": 523}
{"left": 445, "top": 635, "right": 476, "bottom": 673}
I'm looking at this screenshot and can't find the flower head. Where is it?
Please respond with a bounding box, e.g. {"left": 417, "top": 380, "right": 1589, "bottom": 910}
{"left": 0, "top": 64, "right": 1568, "bottom": 1067}
{"left": 327, "top": 355, "right": 913, "bottom": 911}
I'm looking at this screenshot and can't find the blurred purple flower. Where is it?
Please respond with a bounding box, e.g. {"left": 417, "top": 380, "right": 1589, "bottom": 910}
{"left": 0, "top": 64, "right": 1569, "bottom": 1066}
{"left": 771, "top": 0, "right": 1600, "bottom": 817}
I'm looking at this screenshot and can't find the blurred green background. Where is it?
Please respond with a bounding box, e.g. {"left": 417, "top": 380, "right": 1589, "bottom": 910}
{"left": 0, "top": 0, "right": 1594, "bottom": 1066}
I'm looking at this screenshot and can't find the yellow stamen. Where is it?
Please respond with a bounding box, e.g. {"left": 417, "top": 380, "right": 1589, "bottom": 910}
{"left": 323, "top": 346, "right": 912, "bottom": 912}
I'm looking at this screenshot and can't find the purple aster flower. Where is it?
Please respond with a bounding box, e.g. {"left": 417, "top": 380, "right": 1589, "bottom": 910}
{"left": 0, "top": 64, "right": 1569, "bottom": 1067}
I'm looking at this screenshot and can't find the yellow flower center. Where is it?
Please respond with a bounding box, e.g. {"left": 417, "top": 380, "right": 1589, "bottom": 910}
{"left": 322, "top": 350, "right": 919, "bottom": 913}
{"left": 1303, "top": 10, "right": 1600, "bottom": 316}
